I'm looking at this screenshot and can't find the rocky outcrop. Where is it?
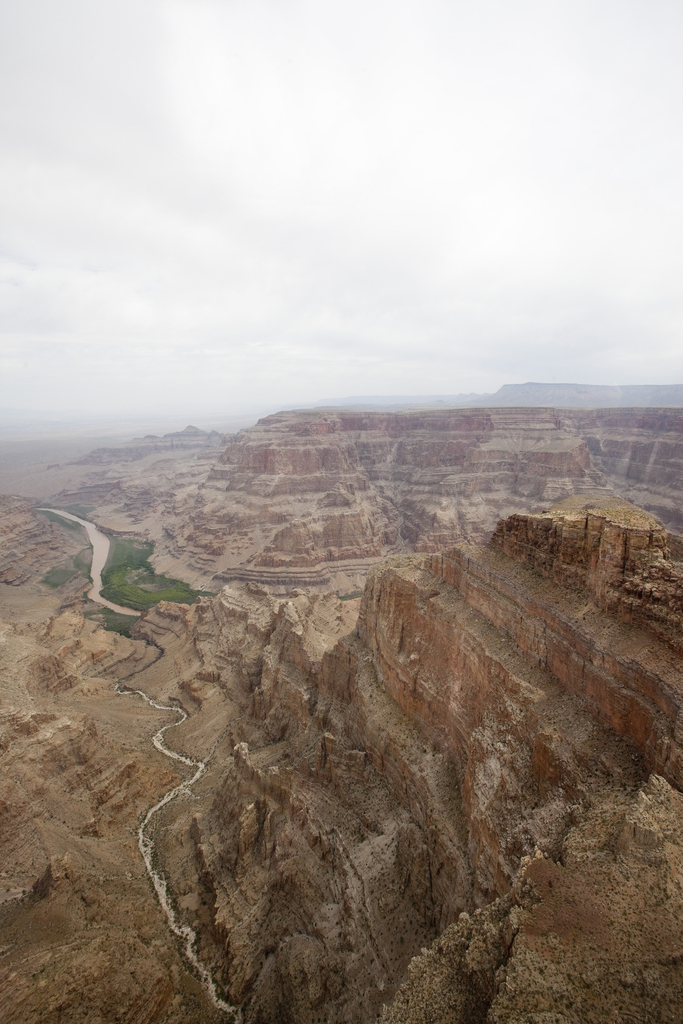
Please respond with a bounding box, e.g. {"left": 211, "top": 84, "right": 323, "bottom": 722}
{"left": 383, "top": 774, "right": 683, "bottom": 1024}
{"left": 0, "top": 498, "right": 64, "bottom": 587}
{"left": 491, "top": 497, "right": 683, "bottom": 651}
{"left": 0, "top": 610, "right": 227, "bottom": 1024}
{"left": 181, "top": 587, "right": 461, "bottom": 1023}
{"left": 146, "top": 496, "right": 682, "bottom": 1023}
{"left": 5, "top": 484, "right": 683, "bottom": 1023}
{"left": 92, "top": 497, "right": 666, "bottom": 1023}
{"left": 162, "top": 406, "right": 682, "bottom": 591}
{"left": 559, "top": 407, "right": 683, "bottom": 532}
{"left": 359, "top": 559, "right": 647, "bottom": 897}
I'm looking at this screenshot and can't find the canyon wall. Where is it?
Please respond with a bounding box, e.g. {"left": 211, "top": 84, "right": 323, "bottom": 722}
{"left": 0, "top": 498, "right": 67, "bottom": 588}
{"left": 170, "top": 408, "right": 601, "bottom": 591}
{"left": 157, "top": 406, "right": 683, "bottom": 591}
{"left": 5, "top": 419, "right": 683, "bottom": 1024}
{"left": 0, "top": 499, "right": 93, "bottom": 622}
{"left": 2, "top": 493, "right": 682, "bottom": 1022}
{"left": 559, "top": 407, "right": 683, "bottom": 531}
{"left": 105, "top": 496, "right": 683, "bottom": 1023}
{"left": 41, "top": 406, "right": 683, "bottom": 596}
{"left": 0, "top": 610, "right": 232, "bottom": 1024}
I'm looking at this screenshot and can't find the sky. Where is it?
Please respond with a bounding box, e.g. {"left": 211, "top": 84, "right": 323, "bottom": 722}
{"left": 1, "top": 0, "right": 682, "bottom": 418}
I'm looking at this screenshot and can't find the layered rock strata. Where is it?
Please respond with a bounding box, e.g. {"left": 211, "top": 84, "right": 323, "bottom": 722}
{"left": 166, "top": 406, "right": 683, "bottom": 590}
{"left": 3, "top": 494, "right": 682, "bottom": 1022}
{"left": 559, "top": 407, "right": 683, "bottom": 531}
{"left": 0, "top": 498, "right": 92, "bottom": 621}
{"left": 179, "top": 408, "right": 600, "bottom": 591}
{"left": 491, "top": 496, "right": 683, "bottom": 652}
{"left": 0, "top": 610, "right": 227, "bottom": 1024}
{"left": 0, "top": 498, "right": 70, "bottom": 588}
{"left": 41, "top": 405, "right": 683, "bottom": 595}
{"left": 132, "top": 590, "right": 461, "bottom": 1023}
{"left": 116, "top": 498, "right": 683, "bottom": 1023}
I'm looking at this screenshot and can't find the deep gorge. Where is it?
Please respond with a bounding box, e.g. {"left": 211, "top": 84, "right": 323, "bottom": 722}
{"left": 2, "top": 407, "right": 683, "bottom": 1023}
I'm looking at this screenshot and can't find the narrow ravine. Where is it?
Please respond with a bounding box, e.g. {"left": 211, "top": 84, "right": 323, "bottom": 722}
{"left": 116, "top": 684, "right": 239, "bottom": 1021}
{"left": 39, "top": 506, "right": 237, "bottom": 1013}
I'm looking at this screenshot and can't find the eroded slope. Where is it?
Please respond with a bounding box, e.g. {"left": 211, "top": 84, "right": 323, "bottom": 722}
{"left": 0, "top": 611, "right": 227, "bottom": 1024}
{"left": 114, "top": 497, "right": 683, "bottom": 1022}
{"left": 2, "top": 495, "right": 682, "bottom": 1023}
{"left": 33, "top": 406, "right": 683, "bottom": 598}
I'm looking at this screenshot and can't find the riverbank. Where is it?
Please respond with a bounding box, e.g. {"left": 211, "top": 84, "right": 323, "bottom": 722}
{"left": 36, "top": 509, "right": 141, "bottom": 616}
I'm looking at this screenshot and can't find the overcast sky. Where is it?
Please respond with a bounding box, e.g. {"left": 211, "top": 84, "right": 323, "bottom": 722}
{"left": 1, "top": 0, "right": 682, "bottom": 417}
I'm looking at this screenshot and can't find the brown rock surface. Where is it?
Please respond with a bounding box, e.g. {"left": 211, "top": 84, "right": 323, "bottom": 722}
{"left": 26, "top": 406, "right": 683, "bottom": 597}
{"left": 164, "top": 408, "right": 603, "bottom": 591}
{"left": 128, "top": 590, "right": 455, "bottom": 1022}
{"left": 0, "top": 610, "right": 228, "bottom": 1024}
{"left": 382, "top": 774, "right": 683, "bottom": 1024}
{"left": 0, "top": 498, "right": 92, "bottom": 620}
{"left": 559, "top": 407, "right": 683, "bottom": 532}
{"left": 491, "top": 496, "right": 683, "bottom": 653}
{"left": 2, "top": 477, "right": 683, "bottom": 1022}
{"left": 94, "top": 497, "right": 679, "bottom": 1022}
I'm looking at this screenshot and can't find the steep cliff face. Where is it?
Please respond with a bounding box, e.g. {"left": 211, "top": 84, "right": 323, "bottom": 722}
{"left": 162, "top": 406, "right": 683, "bottom": 591}
{"left": 559, "top": 407, "right": 683, "bottom": 531}
{"left": 177, "top": 408, "right": 599, "bottom": 591}
{"left": 121, "top": 497, "right": 683, "bottom": 1023}
{"left": 360, "top": 498, "right": 683, "bottom": 1022}
{"left": 491, "top": 496, "right": 683, "bottom": 652}
{"left": 41, "top": 406, "right": 683, "bottom": 594}
{"left": 150, "top": 589, "right": 469, "bottom": 1023}
{"left": 2, "top": 492, "right": 682, "bottom": 1022}
{"left": 358, "top": 550, "right": 661, "bottom": 899}
{"left": 382, "top": 774, "right": 683, "bottom": 1024}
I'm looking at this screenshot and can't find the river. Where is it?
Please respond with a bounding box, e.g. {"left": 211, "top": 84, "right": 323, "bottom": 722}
{"left": 116, "top": 685, "right": 239, "bottom": 1020}
{"left": 40, "top": 507, "right": 237, "bottom": 1015}
{"left": 37, "top": 508, "right": 141, "bottom": 616}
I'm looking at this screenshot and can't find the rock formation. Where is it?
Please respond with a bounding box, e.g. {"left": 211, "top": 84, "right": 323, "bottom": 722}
{"left": 160, "top": 408, "right": 602, "bottom": 592}
{"left": 0, "top": 497, "right": 67, "bottom": 588}
{"left": 0, "top": 498, "right": 92, "bottom": 622}
{"left": 558, "top": 407, "right": 683, "bottom": 532}
{"left": 44, "top": 493, "right": 674, "bottom": 1024}
{"left": 34, "top": 406, "right": 683, "bottom": 598}
{"left": 72, "top": 425, "right": 226, "bottom": 466}
{"left": 3, "top": 404, "right": 683, "bottom": 1022}
{"left": 0, "top": 610, "right": 230, "bottom": 1023}
{"left": 382, "top": 774, "right": 683, "bottom": 1023}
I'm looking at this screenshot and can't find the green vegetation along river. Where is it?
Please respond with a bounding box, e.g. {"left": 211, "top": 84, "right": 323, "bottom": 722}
{"left": 37, "top": 510, "right": 206, "bottom": 617}
{"left": 37, "top": 509, "right": 141, "bottom": 616}
{"left": 100, "top": 535, "right": 205, "bottom": 611}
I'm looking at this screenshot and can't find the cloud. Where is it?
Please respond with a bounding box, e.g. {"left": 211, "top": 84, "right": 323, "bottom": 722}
{"left": 1, "top": 0, "right": 682, "bottom": 416}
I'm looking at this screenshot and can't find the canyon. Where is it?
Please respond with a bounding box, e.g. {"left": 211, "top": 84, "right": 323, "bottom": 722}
{"left": 1, "top": 404, "right": 683, "bottom": 1023}
{"left": 26, "top": 405, "right": 683, "bottom": 598}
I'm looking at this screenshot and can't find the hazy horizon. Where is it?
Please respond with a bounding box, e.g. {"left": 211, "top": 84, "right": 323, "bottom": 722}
{"left": 2, "top": 1, "right": 683, "bottom": 417}
{"left": 3, "top": 379, "right": 683, "bottom": 437}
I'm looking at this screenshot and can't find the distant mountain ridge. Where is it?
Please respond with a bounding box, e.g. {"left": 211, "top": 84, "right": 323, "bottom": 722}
{"left": 488, "top": 382, "right": 683, "bottom": 407}
{"left": 71, "top": 426, "right": 226, "bottom": 465}
{"left": 315, "top": 382, "right": 683, "bottom": 410}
